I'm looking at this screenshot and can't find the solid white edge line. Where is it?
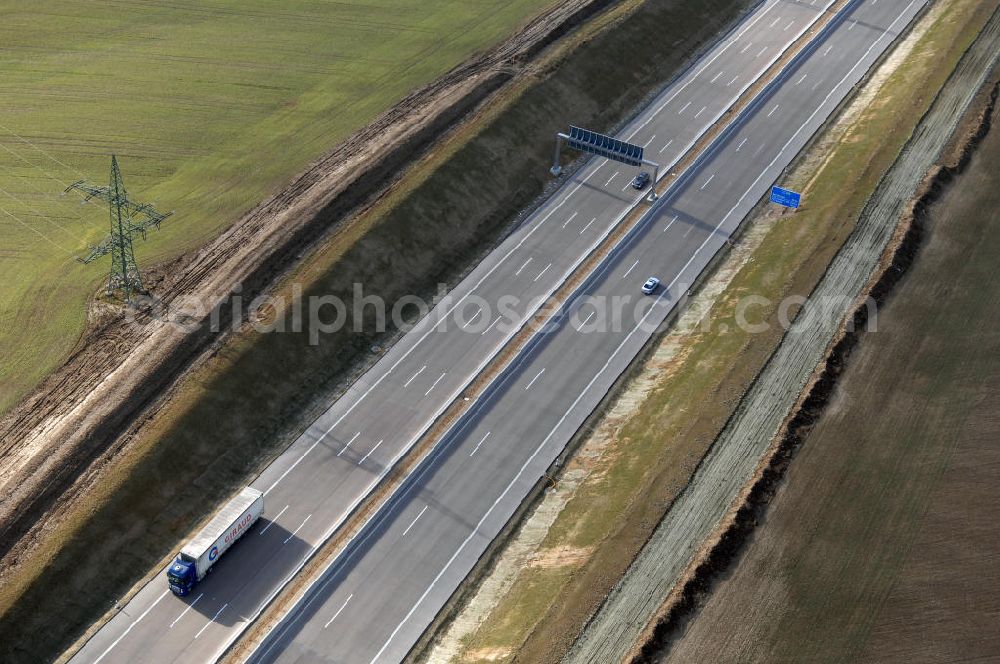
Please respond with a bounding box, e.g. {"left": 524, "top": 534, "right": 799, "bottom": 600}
{"left": 264, "top": 422, "right": 336, "bottom": 495}
{"left": 80, "top": 1, "right": 847, "bottom": 662}
{"left": 227, "top": 0, "right": 848, "bottom": 656}
{"left": 369, "top": 1, "right": 921, "bottom": 659}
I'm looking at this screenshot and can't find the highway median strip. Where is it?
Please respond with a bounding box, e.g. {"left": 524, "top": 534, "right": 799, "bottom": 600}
{"left": 429, "top": 1, "right": 998, "bottom": 660}
{"left": 225, "top": 1, "right": 859, "bottom": 660}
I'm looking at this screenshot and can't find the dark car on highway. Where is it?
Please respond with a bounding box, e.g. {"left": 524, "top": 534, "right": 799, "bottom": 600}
{"left": 631, "top": 171, "right": 651, "bottom": 190}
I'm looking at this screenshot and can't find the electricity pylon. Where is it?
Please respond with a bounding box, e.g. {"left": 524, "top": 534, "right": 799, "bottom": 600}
{"left": 67, "top": 155, "right": 172, "bottom": 302}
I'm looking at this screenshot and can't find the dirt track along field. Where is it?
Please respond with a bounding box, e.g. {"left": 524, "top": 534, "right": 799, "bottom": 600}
{"left": 0, "top": 0, "right": 561, "bottom": 416}
{"left": 658, "top": 66, "right": 1000, "bottom": 664}
{"left": 0, "top": 0, "right": 616, "bottom": 572}
{"left": 0, "top": 0, "right": 766, "bottom": 661}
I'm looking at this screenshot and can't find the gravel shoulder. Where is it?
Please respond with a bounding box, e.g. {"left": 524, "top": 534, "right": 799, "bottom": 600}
{"left": 660, "top": 58, "right": 1000, "bottom": 664}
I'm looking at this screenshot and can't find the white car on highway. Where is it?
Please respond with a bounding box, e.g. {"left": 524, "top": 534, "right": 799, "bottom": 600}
{"left": 641, "top": 276, "right": 660, "bottom": 295}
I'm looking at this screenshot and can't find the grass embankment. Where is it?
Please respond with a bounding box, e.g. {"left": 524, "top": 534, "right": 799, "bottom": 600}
{"left": 662, "top": 69, "right": 1000, "bottom": 664}
{"left": 447, "top": 1, "right": 998, "bottom": 661}
{"left": 0, "top": 0, "right": 556, "bottom": 415}
{"left": 0, "top": 0, "right": 761, "bottom": 661}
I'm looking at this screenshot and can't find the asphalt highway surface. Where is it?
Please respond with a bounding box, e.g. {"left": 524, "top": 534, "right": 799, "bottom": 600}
{"left": 247, "top": 0, "right": 927, "bottom": 662}
{"left": 65, "top": 0, "right": 922, "bottom": 662}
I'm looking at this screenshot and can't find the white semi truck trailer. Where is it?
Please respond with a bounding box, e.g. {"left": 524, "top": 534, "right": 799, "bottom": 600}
{"left": 166, "top": 487, "right": 264, "bottom": 596}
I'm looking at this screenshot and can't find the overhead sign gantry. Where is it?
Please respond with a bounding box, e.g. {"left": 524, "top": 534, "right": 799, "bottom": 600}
{"left": 551, "top": 125, "right": 662, "bottom": 200}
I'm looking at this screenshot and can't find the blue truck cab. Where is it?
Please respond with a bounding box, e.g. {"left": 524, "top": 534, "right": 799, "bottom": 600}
{"left": 167, "top": 554, "right": 198, "bottom": 596}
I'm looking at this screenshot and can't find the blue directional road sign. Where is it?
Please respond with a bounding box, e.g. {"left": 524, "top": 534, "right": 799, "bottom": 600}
{"left": 770, "top": 185, "right": 802, "bottom": 209}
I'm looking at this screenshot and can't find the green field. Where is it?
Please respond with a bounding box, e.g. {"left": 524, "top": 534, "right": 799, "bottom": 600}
{"left": 0, "top": 0, "right": 555, "bottom": 414}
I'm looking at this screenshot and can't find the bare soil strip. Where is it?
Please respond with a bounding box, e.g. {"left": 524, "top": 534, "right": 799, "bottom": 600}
{"left": 658, "top": 80, "right": 1000, "bottom": 664}
{"left": 2, "top": 1, "right": 773, "bottom": 662}
{"left": 0, "top": 0, "right": 612, "bottom": 562}
{"left": 568, "top": 6, "right": 1000, "bottom": 663}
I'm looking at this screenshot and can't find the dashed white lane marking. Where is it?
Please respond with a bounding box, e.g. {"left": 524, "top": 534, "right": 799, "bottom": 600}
{"left": 372, "top": 4, "right": 930, "bottom": 657}
{"left": 756, "top": 45, "right": 768, "bottom": 58}
{"left": 727, "top": 74, "right": 740, "bottom": 87}
{"left": 605, "top": 171, "right": 619, "bottom": 186}
{"left": 424, "top": 373, "right": 446, "bottom": 397}
{"left": 823, "top": 44, "right": 833, "bottom": 56}
{"left": 256, "top": 148, "right": 580, "bottom": 495}
{"left": 623, "top": 258, "right": 640, "bottom": 278}
{"left": 264, "top": 420, "right": 339, "bottom": 495}
{"left": 324, "top": 594, "right": 353, "bottom": 629}
{"left": 283, "top": 515, "right": 312, "bottom": 545}
{"left": 579, "top": 217, "right": 596, "bottom": 234}
{"left": 767, "top": 104, "right": 780, "bottom": 117}
{"left": 694, "top": 105, "right": 707, "bottom": 119}
{"left": 659, "top": 139, "right": 674, "bottom": 154}
{"left": 169, "top": 593, "right": 203, "bottom": 628}
{"left": 768, "top": 16, "right": 781, "bottom": 27}
{"left": 710, "top": 70, "right": 724, "bottom": 83}
{"left": 358, "top": 440, "right": 383, "bottom": 466}
{"left": 515, "top": 257, "right": 533, "bottom": 275}
{"left": 401, "top": 506, "right": 429, "bottom": 537}
{"left": 642, "top": 134, "right": 656, "bottom": 148}
{"left": 524, "top": 368, "right": 546, "bottom": 391}
{"left": 577, "top": 310, "right": 596, "bottom": 329}
{"left": 795, "top": 73, "right": 808, "bottom": 85}
{"left": 663, "top": 213, "right": 680, "bottom": 232}
{"left": 683, "top": 221, "right": 696, "bottom": 238}
{"left": 784, "top": 19, "right": 795, "bottom": 31}
{"left": 533, "top": 263, "right": 552, "bottom": 282}
{"left": 677, "top": 101, "right": 691, "bottom": 114}
{"left": 624, "top": 0, "right": 785, "bottom": 140}
{"left": 812, "top": 78, "right": 824, "bottom": 90}
{"left": 736, "top": 137, "right": 748, "bottom": 151}
{"left": 460, "top": 307, "right": 482, "bottom": 329}
{"left": 740, "top": 41, "right": 753, "bottom": 54}
{"left": 259, "top": 505, "right": 289, "bottom": 534}
{"left": 403, "top": 366, "right": 426, "bottom": 388}
{"left": 91, "top": 591, "right": 169, "bottom": 664}
{"left": 195, "top": 603, "right": 228, "bottom": 639}
{"left": 481, "top": 316, "right": 500, "bottom": 335}
{"left": 83, "top": 2, "right": 866, "bottom": 656}
{"left": 848, "top": 18, "right": 856, "bottom": 30}
{"left": 561, "top": 211, "right": 578, "bottom": 228}
{"left": 700, "top": 173, "right": 716, "bottom": 190}
{"left": 469, "top": 431, "right": 491, "bottom": 457}
{"left": 337, "top": 431, "right": 361, "bottom": 457}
